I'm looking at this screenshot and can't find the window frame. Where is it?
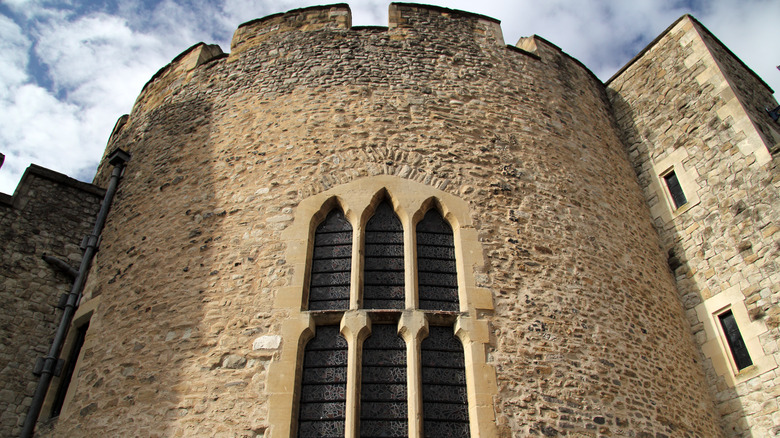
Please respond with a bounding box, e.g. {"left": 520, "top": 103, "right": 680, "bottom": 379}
{"left": 267, "top": 176, "right": 497, "bottom": 438}
{"left": 695, "top": 288, "right": 777, "bottom": 387}
{"left": 647, "top": 148, "right": 701, "bottom": 224}
{"left": 39, "top": 295, "right": 100, "bottom": 421}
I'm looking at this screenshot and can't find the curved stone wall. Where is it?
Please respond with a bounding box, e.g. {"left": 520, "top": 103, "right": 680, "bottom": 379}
{"left": 52, "top": 4, "right": 720, "bottom": 437}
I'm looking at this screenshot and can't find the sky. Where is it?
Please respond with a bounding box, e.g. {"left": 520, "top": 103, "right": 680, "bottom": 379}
{"left": 0, "top": 0, "right": 778, "bottom": 194}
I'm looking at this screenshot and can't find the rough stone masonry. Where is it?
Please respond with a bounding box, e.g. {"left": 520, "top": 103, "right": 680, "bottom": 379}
{"left": 1, "top": 3, "right": 778, "bottom": 437}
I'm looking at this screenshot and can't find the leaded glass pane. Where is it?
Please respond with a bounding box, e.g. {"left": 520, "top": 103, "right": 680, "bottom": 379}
{"left": 364, "top": 201, "right": 404, "bottom": 309}
{"left": 309, "top": 209, "right": 352, "bottom": 311}
{"left": 360, "top": 324, "right": 407, "bottom": 438}
{"left": 416, "top": 210, "right": 459, "bottom": 311}
{"left": 299, "top": 326, "right": 347, "bottom": 438}
{"left": 421, "top": 326, "right": 469, "bottom": 438}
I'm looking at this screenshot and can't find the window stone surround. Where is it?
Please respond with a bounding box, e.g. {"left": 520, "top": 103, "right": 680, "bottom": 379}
{"left": 266, "top": 175, "right": 497, "bottom": 437}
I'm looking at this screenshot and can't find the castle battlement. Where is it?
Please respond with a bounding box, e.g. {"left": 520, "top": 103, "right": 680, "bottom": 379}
{"left": 132, "top": 3, "right": 521, "bottom": 120}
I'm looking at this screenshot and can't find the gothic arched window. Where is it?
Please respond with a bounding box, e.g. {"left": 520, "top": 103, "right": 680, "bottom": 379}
{"left": 309, "top": 208, "right": 352, "bottom": 311}
{"left": 416, "top": 209, "right": 458, "bottom": 311}
{"left": 272, "top": 177, "right": 498, "bottom": 438}
{"left": 363, "top": 200, "right": 404, "bottom": 310}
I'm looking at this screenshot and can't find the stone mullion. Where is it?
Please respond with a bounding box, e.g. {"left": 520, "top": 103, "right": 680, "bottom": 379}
{"left": 403, "top": 213, "right": 417, "bottom": 310}
{"left": 350, "top": 215, "right": 363, "bottom": 310}
{"left": 454, "top": 315, "right": 498, "bottom": 438}
{"left": 340, "top": 310, "right": 371, "bottom": 438}
{"left": 398, "top": 310, "right": 428, "bottom": 438}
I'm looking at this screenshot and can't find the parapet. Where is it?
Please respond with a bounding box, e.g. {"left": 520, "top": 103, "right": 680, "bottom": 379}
{"left": 0, "top": 165, "right": 104, "bottom": 210}
{"left": 230, "top": 4, "right": 351, "bottom": 55}
{"left": 133, "top": 43, "right": 224, "bottom": 115}
{"left": 130, "top": 3, "right": 515, "bottom": 118}
{"left": 388, "top": 2, "right": 504, "bottom": 46}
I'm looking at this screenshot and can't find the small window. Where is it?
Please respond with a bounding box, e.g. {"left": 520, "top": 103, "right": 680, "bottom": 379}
{"left": 360, "top": 324, "right": 407, "bottom": 436}
{"left": 718, "top": 310, "right": 753, "bottom": 371}
{"left": 663, "top": 170, "right": 687, "bottom": 209}
{"left": 50, "top": 321, "right": 89, "bottom": 417}
{"left": 421, "top": 326, "right": 469, "bottom": 437}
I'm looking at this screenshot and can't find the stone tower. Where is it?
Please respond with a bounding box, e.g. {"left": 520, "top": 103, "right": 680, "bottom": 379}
{"left": 2, "top": 3, "right": 778, "bottom": 437}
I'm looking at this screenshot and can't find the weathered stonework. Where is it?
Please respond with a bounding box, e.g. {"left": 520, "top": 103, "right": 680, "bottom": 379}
{"left": 0, "top": 166, "right": 103, "bottom": 437}
{"left": 2, "top": 4, "right": 778, "bottom": 438}
{"left": 608, "top": 15, "right": 780, "bottom": 437}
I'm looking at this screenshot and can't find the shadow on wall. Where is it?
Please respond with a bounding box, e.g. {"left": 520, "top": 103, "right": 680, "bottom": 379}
{"left": 607, "top": 90, "right": 744, "bottom": 437}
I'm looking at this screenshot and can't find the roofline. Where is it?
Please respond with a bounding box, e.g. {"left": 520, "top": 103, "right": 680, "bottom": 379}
{"left": 606, "top": 14, "right": 773, "bottom": 94}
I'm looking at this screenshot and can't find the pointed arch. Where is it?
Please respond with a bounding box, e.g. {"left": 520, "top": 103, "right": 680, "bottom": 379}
{"left": 416, "top": 207, "right": 458, "bottom": 311}
{"left": 363, "top": 198, "right": 405, "bottom": 310}
{"left": 309, "top": 206, "right": 353, "bottom": 310}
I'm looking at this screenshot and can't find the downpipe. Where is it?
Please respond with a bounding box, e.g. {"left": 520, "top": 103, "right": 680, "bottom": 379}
{"left": 20, "top": 149, "right": 130, "bottom": 438}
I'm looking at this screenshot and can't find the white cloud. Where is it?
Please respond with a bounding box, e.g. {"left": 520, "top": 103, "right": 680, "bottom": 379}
{"left": 0, "top": 83, "right": 81, "bottom": 193}
{"left": 0, "top": 0, "right": 777, "bottom": 194}
{"left": 0, "top": 6, "right": 181, "bottom": 194}
{"left": 0, "top": 15, "right": 30, "bottom": 94}
{"left": 698, "top": 0, "right": 780, "bottom": 94}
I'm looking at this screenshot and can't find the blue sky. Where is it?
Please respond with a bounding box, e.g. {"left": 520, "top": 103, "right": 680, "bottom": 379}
{"left": 1, "top": 0, "right": 778, "bottom": 194}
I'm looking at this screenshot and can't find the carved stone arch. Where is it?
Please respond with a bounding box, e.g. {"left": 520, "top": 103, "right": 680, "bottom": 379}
{"left": 413, "top": 196, "right": 461, "bottom": 231}
{"left": 360, "top": 187, "right": 409, "bottom": 230}
{"left": 268, "top": 175, "right": 497, "bottom": 438}
{"left": 309, "top": 195, "right": 358, "bottom": 234}
{"left": 301, "top": 195, "right": 357, "bottom": 310}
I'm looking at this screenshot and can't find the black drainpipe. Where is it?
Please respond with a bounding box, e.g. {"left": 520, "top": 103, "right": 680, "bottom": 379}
{"left": 20, "top": 148, "right": 130, "bottom": 438}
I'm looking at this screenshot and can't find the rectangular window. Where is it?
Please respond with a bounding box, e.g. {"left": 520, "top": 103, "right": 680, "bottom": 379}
{"left": 718, "top": 310, "right": 753, "bottom": 371}
{"left": 663, "top": 170, "right": 687, "bottom": 209}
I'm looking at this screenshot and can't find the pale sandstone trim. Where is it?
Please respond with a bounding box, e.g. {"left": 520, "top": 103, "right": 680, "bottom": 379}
{"left": 679, "top": 17, "right": 773, "bottom": 166}
{"left": 696, "top": 286, "right": 777, "bottom": 387}
{"left": 648, "top": 147, "right": 701, "bottom": 224}
{"left": 267, "top": 175, "right": 497, "bottom": 437}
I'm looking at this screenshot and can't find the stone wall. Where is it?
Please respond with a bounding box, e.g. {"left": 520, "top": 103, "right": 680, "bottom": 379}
{"left": 695, "top": 21, "right": 780, "bottom": 155}
{"left": 0, "top": 166, "right": 103, "bottom": 437}
{"left": 49, "top": 4, "right": 720, "bottom": 437}
{"left": 608, "top": 15, "right": 780, "bottom": 437}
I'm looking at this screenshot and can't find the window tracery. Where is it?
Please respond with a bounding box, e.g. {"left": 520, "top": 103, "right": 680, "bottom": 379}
{"left": 268, "top": 176, "right": 497, "bottom": 438}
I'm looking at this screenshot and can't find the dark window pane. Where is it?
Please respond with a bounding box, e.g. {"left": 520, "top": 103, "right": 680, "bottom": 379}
{"left": 416, "top": 210, "right": 459, "bottom": 312}
{"left": 309, "top": 209, "right": 352, "bottom": 310}
{"left": 364, "top": 201, "right": 405, "bottom": 309}
{"left": 421, "top": 326, "right": 469, "bottom": 438}
{"left": 299, "top": 326, "right": 347, "bottom": 438}
{"left": 718, "top": 310, "right": 753, "bottom": 370}
{"left": 663, "top": 171, "right": 687, "bottom": 209}
{"left": 361, "top": 324, "right": 407, "bottom": 437}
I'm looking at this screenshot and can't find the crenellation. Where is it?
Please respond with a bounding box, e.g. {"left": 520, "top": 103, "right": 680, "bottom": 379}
{"left": 230, "top": 4, "right": 351, "bottom": 55}
{"left": 133, "top": 42, "right": 225, "bottom": 116}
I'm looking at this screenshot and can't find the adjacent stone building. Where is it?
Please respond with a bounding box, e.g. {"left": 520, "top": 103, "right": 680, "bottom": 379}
{"left": 1, "top": 4, "right": 777, "bottom": 437}
{"left": 0, "top": 167, "right": 103, "bottom": 437}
